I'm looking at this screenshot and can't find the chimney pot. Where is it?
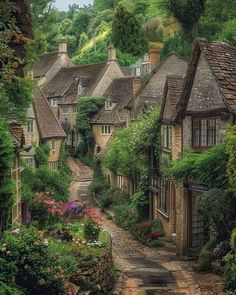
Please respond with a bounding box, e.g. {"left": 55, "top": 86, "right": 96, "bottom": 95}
{"left": 59, "top": 38, "right": 67, "bottom": 54}
{"left": 150, "top": 48, "right": 160, "bottom": 70}
{"left": 108, "top": 44, "right": 116, "bottom": 61}
{"left": 133, "top": 77, "right": 141, "bottom": 94}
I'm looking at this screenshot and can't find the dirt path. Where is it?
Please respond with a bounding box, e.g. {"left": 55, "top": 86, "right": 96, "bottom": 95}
{"left": 68, "top": 158, "right": 225, "bottom": 295}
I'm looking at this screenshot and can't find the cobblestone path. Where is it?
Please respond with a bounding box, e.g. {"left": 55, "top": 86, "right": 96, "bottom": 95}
{"left": 68, "top": 158, "right": 224, "bottom": 295}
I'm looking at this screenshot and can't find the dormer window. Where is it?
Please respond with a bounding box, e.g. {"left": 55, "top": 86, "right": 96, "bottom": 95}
{"left": 78, "top": 80, "right": 84, "bottom": 95}
{"left": 105, "top": 99, "right": 113, "bottom": 110}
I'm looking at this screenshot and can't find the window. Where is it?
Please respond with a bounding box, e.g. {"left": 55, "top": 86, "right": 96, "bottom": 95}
{"left": 102, "top": 125, "right": 111, "bottom": 134}
{"left": 62, "top": 105, "right": 69, "bottom": 114}
{"left": 25, "top": 157, "right": 34, "bottom": 167}
{"left": 49, "top": 161, "right": 58, "bottom": 170}
{"left": 158, "top": 178, "right": 170, "bottom": 216}
{"left": 163, "top": 125, "right": 172, "bottom": 149}
{"left": 50, "top": 98, "right": 58, "bottom": 107}
{"left": 105, "top": 99, "right": 113, "bottom": 110}
{"left": 72, "top": 105, "right": 77, "bottom": 114}
{"left": 27, "top": 120, "right": 33, "bottom": 133}
{"left": 51, "top": 140, "right": 56, "bottom": 153}
{"left": 192, "top": 118, "right": 219, "bottom": 147}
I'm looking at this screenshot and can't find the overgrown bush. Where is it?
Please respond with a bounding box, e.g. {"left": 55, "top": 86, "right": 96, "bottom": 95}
{"left": 113, "top": 204, "right": 139, "bottom": 229}
{"left": 197, "top": 189, "right": 236, "bottom": 242}
{"left": 150, "top": 219, "right": 165, "bottom": 237}
{"left": 34, "top": 143, "right": 50, "bottom": 167}
{"left": 0, "top": 226, "right": 66, "bottom": 295}
{"left": 195, "top": 239, "right": 217, "bottom": 272}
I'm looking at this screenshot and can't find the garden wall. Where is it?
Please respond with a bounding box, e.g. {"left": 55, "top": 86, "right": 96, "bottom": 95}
{"left": 72, "top": 245, "right": 115, "bottom": 294}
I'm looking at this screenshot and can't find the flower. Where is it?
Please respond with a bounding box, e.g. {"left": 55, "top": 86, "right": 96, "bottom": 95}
{"left": 11, "top": 228, "right": 20, "bottom": 235}
{"left": 43, "top": 239, "right": 49, "bottom": 247}
{"left": 38, "top": 278, "right": 46, "bottom": 286}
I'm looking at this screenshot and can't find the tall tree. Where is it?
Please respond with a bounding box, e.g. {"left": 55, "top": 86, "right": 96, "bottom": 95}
{"left": 112, "top": 4, "right": 148, "bottom": 57}
{"left": 164, "top": 0, "right": 206, "bottom": 36}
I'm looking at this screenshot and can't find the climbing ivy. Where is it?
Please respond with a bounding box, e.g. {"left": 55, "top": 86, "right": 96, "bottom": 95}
{"left": 102, "top": 107, "right": 160, "bottom": 178}
{"left": 34, "top": 142, "right": 50, "bottom": 168}
{"left": 224, "top": 125, "right": 236, "bottom": 193}
{"left": 76, "top": 96, "right": 105, "bottom": 157}
{"left": 0, "top": 120, "right": 14, "bottom": 231}
{"left": 164, "top": 144, "right": 228, "bottom": 189}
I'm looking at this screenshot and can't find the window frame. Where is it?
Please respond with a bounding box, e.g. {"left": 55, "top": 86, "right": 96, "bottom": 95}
{"left": 158, "top": 178, "right": 170, "bottom": 217}
{"left": 62, "top": 105, "right": 69, "bottom": 114}
{"left": 27, "top": 120, "right": 34, "bottom": 133}
{"left": 192, "top": 118, "right": 219, "bottom": 148}
{"left": 162, "top": 124, "right": 172, "bottom": 150}
{"left": 101, "top": 125, "right": 111, "bottom": 135}
{"left": 51, "top": 139, "right": 56, "bottom": 153}
{"left": 50, "top": 98, "right": 58, "bottom": 107}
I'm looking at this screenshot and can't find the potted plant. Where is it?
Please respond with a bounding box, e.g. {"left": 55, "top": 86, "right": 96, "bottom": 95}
{"left": 83, "top": 218, "right": 100, "bottom": 241}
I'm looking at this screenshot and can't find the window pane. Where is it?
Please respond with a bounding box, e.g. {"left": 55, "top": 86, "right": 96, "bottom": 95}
{"left": 201, "top": 120, "right": 207, "bottom": 146}
{"left": 192, "top": 119, "right": 200, "bottom": 146}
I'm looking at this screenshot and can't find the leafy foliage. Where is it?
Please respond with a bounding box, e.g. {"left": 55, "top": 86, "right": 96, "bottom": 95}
{"left": 76, "top": 96, "right": 104, "bottom": 157}
{"left": 112, "top": 3, "right": 148, "bottom": 57}
{"left": 35, "top": 143, "right": 50, "bottom": 168}
{"left": 224, "top": 125, "right": 236, "bottom": 193}
{"left": 164, "top": 145, "right": 228, "bottom": 189}
{"left": 102, "top": 107, "right": 160, "bottom": 178}
{"left": 0, "top": 121, "right": 14, "bottom": 231}
{"left": 196, "top": 189, "right": 236, "bottom": 242}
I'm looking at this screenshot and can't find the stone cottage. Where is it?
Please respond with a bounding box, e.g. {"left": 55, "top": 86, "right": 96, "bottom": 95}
{"left": 43, "top": 45, "right": 124, "bottom": 151}
{"left": 169, "top": 39, "right": 236, "bottom": 257}
{"left": 32, "top": 39, "right": 73, "bottom": 87}
{"left": 33, "top": 86, "right": 66, "bottom": 170}
{"left": 150, "top": 75, "right": 185, "bottom": 252}
{"left": 126, "top": 52, "right": 188, "bottom": 118}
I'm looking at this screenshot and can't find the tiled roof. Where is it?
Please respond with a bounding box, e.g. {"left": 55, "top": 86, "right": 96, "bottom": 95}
{"left": 176, "top": 39, "right": 236, "bottom": 119}
{"left": 91, "top": 77, "right": 134, "bottom": 125}
{"left": 200, "top": 41, "right": 236, "bottom": 111}
{"left": 160, "top": 75, "right": 185, "bottom": 121}
{"left": 105, "top": 77, "right": 134, "bottom": 103}
{"left": 59, "top": 77, "right": 90, "bottom": 105}
{"left": 32, "top": 52, "right": 60, "bottom": 78}
{"left": 134, "top": 52, "right": 188, "bottom": 113}
{"left": 43, "top": 61, "right": 109, "bottom": 98}
{"left": 121, "top": 67, "right": 137, "bottom": 77}
{"left": 9, "top": 122, "right": 25, "bottom": 148}
{"left": 33, "top": 85, "right": 65, "bottom": 139}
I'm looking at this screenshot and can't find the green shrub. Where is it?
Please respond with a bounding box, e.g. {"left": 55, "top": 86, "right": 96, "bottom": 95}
{"left": 113, "top": 204, "right": 139, "bottom": 229}
{"left": 110, "top": 189, "right": 130, "bottom": 206}
{"left": 230, "top": 229, "right": 236, "bottom": 250}
{"left": 84, "top": 219, "right": 100, "bottom": 241}
{"left": 223, "top": 252, "right": 236, "bottom": 293}
{"left": 99, "top": 194, "right": 113, "bottom": 210}
{"left": 196, "top": 249, "right": 214, "bottom": 272}
{"left": 0, "top": 281, "right": 23, "bottom": 295}
{"left": 35, "top": 143, "right": 50, "bottom": 168}
{"left": 150, "top": 219, "right": 165, "bottom": 237}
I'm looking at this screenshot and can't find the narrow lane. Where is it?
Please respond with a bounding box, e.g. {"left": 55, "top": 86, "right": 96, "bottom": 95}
{"left": 68, "top": 158, "right": 198, "bottom": 295}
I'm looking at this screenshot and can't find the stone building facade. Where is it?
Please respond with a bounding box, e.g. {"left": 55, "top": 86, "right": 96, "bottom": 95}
{"left": 43, "top": 46, "right": 124, "bottom": 152}
{"left": 173, "top": 39, "right": 236, "bottom": 257}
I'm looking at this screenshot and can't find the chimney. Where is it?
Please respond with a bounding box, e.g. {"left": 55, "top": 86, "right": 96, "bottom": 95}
{"left": 108, "top": 44, "right": 116, "bottom": 61}
{"left": 59, "top": 38, "right": 67, "bottom": 54}
{"left": 133, "top": 77, "right": 141, "bottom": 94}
{"left": 150, "top": 48, "right": 160, "bottom": 70}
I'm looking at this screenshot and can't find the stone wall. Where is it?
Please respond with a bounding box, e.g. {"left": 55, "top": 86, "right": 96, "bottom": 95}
{"left": 72, "top": 246, "right": 115, "bottom": 294}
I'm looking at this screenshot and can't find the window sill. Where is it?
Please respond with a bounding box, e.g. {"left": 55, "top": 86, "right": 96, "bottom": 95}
{"left": 158, "top": 209, "right": 169, "bottom": 219}
{"left": 162, "top": 147, "right": 172, "bottom": 153}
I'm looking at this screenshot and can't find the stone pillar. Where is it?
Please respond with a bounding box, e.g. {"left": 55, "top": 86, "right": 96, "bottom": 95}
{"left": 133, "top": 77, "right": 141, "bottom": 94}
{"left": 108, "top": 44, "right": 116, "bottom": 61}
{"left": 59, "top": 38, "right": 67, "bottom": 54}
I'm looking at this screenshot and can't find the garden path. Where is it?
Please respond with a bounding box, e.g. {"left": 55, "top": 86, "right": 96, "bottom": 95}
{"left": 68, "top": 158, "right": 225, "bottom": 295}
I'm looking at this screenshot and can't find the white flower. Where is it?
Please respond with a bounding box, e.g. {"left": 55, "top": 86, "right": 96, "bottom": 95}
{"left": 43, "top": 239, "right": 49, "bottom": 247}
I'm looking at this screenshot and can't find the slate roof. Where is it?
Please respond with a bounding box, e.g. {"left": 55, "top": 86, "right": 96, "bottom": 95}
{"left": 9, "top": 122, "right": 25, "bottom": 148}
{"left": 160, "top": 75, "right": 185, "bottom": 122}
{"left": 121, "top": 67, "right": 137, "bottom": 77}
{"left": 176, "top": 39, "right": 236, "bottom": 119}
{"left": 33, "top": 86, "right": 65, "bottom": 140}
{"left": 132, "top": 52, "right": 188, "bottom": 114}
{"left": 43, "top": 62, "right": 109, "bottom": 99}
{"left": 91, "top": 77, "right": 134, "bottom": 125}
{"left": 32, "top": 52, "right": 60, "bottom": 78}
{"left": 59, "top": 77, "right": 90, "bottom": 105}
